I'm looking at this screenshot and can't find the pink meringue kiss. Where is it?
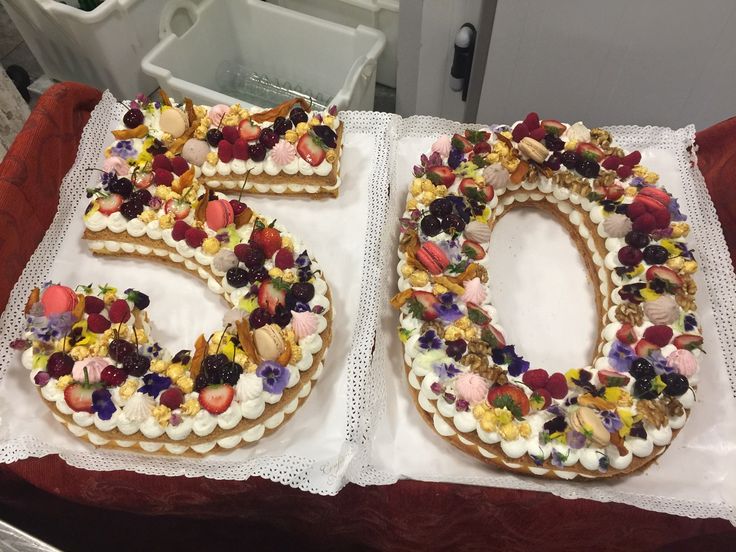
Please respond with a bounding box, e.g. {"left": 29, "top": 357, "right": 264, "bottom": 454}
{"left": 461, "top": 277, "right": 487, "bottom": 305}
{"left": 291, "top": 310, "right": 318, "bottom": 340}
{"left": 431, "top": 135, "right": 452, "bottom": 158}
{"left": 270, "top": 140, "right": 297, "bottom": 166}
{"left": 208, "top": 104, "right": 230, "bottom": 127}
{"left": 455, "top": 372, "right": 489, "bottom": 405}
{"left": 71, "top": 357, "right": 112, "bottom": 383}
{"left": 103, "top": 155, "right": 130, "bottom": 177}
{"left": 666, "top": 349, "right": 698, "bottom": 377}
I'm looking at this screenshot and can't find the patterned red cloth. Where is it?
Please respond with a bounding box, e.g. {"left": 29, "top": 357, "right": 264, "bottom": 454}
{"left": 0, "top": 83, "right": 734, "bottom": 549}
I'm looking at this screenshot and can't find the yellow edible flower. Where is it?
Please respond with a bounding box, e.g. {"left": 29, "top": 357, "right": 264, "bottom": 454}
{"left": 640, "top": 287, "right": 661, "bottom": 302}
{"left": 103, "top": 291, "right": 117, "bottom": 305}
{"left": 152, "top": 405, "right": 171, "bottom": 427}
{"left": 322, "top": 114, "right": 335, "bottom": 127}
{"left": 202, "top": 237, "right": 220, "bottom": 255}
{"left": 432, "top": 284, "right": 448, "bottom": 295}
{"left": 119, "top": 378, "right": 139, "bottom": 400}
{"left": 177, "top": 376, "right": 194, "bottom": 394}
{"left": 181, "top": 399, "right": 200, "bottom": 417}
{"left": 565, "top": 368, "right": 581, "bottom": 384}
{"left": 56, "top": 375, "right": 73, "bottom": 390}
{"left": 564, "top": 140, "right": 578, "bottom": 151}
{"left": 617, "top": 407, "right": 635, "bottom": 437}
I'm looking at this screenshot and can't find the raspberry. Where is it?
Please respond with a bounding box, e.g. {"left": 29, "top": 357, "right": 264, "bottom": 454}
{"left": 218, "top": 140, "right": 233, "bottom": 163}
{"left": 108, "top": 299, "right": 131, "bottom": 324}
{"left": 87, "top": 313, "right": 111, "bottom": 333}
{"left": 642, "top": 325, "right": 674, "bottom": 347}
{"left": 184, "top": 227, "right": 207, "bottom": 248}
{"left": 84, "top": 295, "right": 105, "bottom": 314}
{"left": 274, "top": 248, "right": 294, "bottom": 269}
{"left": 546, "top": 373, "right": 568, "bottom": 400}
{"left": 632, "top": 213, "right": 657, "bottom": 233}
{"left": 522, "top": 368, "right": 549, "bottom": 391}
{"left": 172, "top": 220, "right": 191, "bottom": 241}
{"left": 170, "top": 156, "right": 189, "bottom": 176}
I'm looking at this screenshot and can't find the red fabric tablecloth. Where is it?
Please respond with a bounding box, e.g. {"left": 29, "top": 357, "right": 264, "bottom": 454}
{"left": 0, "top": 83, "right": 734, "bottom": 551}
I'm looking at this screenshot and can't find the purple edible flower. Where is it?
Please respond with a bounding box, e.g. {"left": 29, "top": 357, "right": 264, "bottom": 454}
{"left": 668, "top": 196, "right": 687, "bottom": 222}
{"left": 413, "top": 165, "right": 425, "bottom": 178}
{"left": 608, "top": 340, "right": 636, "bottom": 373}
{"left": 312, "top": 305, "right": 325, "bottom": 315}
{"left": 138, "top": 373, "right": 171, "bottom": 398}
{"left": 418, "top": 330, "right": 442, "bottom": 350}
{"left": 430, "top": 381, "right": 443, "bottom": 395}
{"left": 170, "top": 412, "right": 183, "bottom": 426}
{"left": 434, "top": 362, "right": 460, "bottom": 380}
{"left": 100, "top": 170, "right": 117, "bottom": 189}
{"left": 111, "top": 140, "right": 136, "bottom": 160}
{"left": 550, "top": 449, "right": 568, "bottom": 468}
{"left": 455, "top": 399, "right": 469, "bottom": 412}
{"left": 649, "top": 349, "right": 671, "bottom": 375}
{"left": 600, "top": 410, "right": 623, "bottom": 433}
{"left": 491, "top": 345, "right": 530, "bottom": 377}
{"left": 565, "top": 430, "right": 587, "bottom": 449}
{"left": 148, "top": 197, "right": 163, "bottom": 210}
{"left": 34, "top": 371, "right": 50, "bottom": 387}
{"left": 447, "top": 148, "right": 463, "bottom": 169}
{"left": 256, "top": 361, "right": 289, "bottom": 394}
{"left": 598, "top": 454, "right": 610, "bottom": 472}
{"left": 92, "top": 388, "right": 116, "bottom": 420}
{"left": 328, "top": 105, "right": 338, "bottom": 117}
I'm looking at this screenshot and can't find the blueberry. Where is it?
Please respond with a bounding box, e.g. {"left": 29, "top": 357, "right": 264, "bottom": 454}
{"left": 544, "top": 134, "right": 565, "bottom": 151}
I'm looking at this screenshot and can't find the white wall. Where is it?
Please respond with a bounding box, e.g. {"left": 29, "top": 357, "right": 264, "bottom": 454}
{"left": 476, "top": 0, "right": 736, "bottom": 129}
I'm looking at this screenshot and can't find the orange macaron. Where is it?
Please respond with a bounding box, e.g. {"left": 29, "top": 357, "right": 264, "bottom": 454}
{"left": 205, "top": 199, "right": 235, "bottom": 231}
{"left": 416, "top": 242, "right": 450, "bottom": 275}
{"left": 41, "top": 285, "right": 78, "bottom": 316}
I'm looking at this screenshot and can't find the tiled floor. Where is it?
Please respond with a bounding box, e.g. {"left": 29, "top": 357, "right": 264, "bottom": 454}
{"left": 0, "top": 3, "right": 43, "bottom": 82}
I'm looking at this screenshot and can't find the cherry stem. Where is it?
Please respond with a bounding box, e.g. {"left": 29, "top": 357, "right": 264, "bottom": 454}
{"left": 237, "top": 171, "right": 250, "bottom": 202}
{"left": 85, "top": 168, "right": 106, "bottom": 174}
{"left": 83, "top": 366, "right": 90, "bottom": 387}
{"left": 216, "top": 324, "right": 231, "bottom": 354}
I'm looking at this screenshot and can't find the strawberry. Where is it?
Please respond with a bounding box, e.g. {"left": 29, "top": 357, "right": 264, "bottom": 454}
{"left": 486, "top": 384, "right": 530, "bottom": 417}
{"left": 407, "top": 290, "right": 440, "bottom": 321}
{"left": 222, "top": 125, "right": 239, "bottom": 144}
{"left": 97, "top": 193, "right": 123, "bottom": 215}
{"left": 164, "top": 198, "right": 191, "bottom": 220}
{"left": 621, "top": 151, "right": 642, "bottom": 166}
{"left": 108, "top": 299, "right": 131, "bottom": 323}
{"left": 546, "top": 372, "right": 568, "bottom": 399}
{"left": 152, "top": 154, "right": 172, "bottom": 171}
{"left": 597, "top": 369, "right": 630, "bottom": 387}
{"left": 635, "top": 339, "right": 660, "bottom": 357}
{"left": 616, "top": 164, "right": 633, "bottom": 179}
{"left": 218, "top": 140, "right": 233, "bottom": 163}
{"left": 451, "top": 133, "right": 473, "bottom": 153}
{"left": 473, "top": 141, "right": 492, "bottom": 155}
{"left": 426, "top": 165, "right": 456, "bottom": 187}
{"left": 257, "top": 279, "right": 287, "bottom": 314}
{"left": 274, "top": 247, "right": 294, "bottom": 269}
{"left": 251, "top": 227, "right": 282, "bottom": 258}
{"left": 540, "top": 119, "right": 566, "bottom": 136}
{"left": 482, "top": 324, "right": 506, "bottom": 348}
{"left": 576, "top": 143, "right": 605, "bottom": 162}
{"left": 466, "top": 303, "right": 491, "bottom": 326}
{"left": 511, "top": 122, "right": 530, "bottom": 142}
{"left": 185, "top": 227, "right": 207, "bottom": 248}
{"left": 133, "top": 173, "right": 153, "bottom": 189}
{"left": 605, "top": 184, "right": 624, "bottom": 201}
{"left": 233, "top": 138, "right": 250, "bottom": 160}
{"left": 198, "top": 384, "right": 235, "bottom": 414}
{"left": 530, "top": 388, "right": 552, "bottom": 410}
{"left": 87, "top": 313, "right": 111, "bottom": 333}
{"left": 153, "top": 168, "right": 174, "bottom": 186}
{"left": 464, "top": 129, "right": 490, "bottom": 143}
{"left": 522, "top": 368, "right": 549, "bottom": 391}
{"left": 673, "top": 334, "right": 704, "bottom": 351}
{"left": 601, "top": 156, "right": 621, "bottom": 170}
{"left": 643, "top": 325, "right": 673, "bottom": 347}
{"left": 615, "top": 323, "right": 637, "bottom": 344}
{"left": 160, "top": 387, "right": 184, "bottom": 409}
{"left": 171, "top": 220, "right": 190, "bottom": 241}
{"left": 64, "top": 382, "right": 101, "bottom": 413}
{"left": 170, "top": 156, "right": 189, "bottom": 176}
{"left": 522, "top": 112, "right": 540, "bottom": 130}
{"left": 296, "top": 133, "right": 326, "bottom": 167}
{"left": 529, "top": 127, "right": 546, "bottom": 141}
{"left": 458, "top": 178, "right": 491, "bottom": 201}
{"left": 238, "top": 119, "right": 261, "bottom": 142}
{"left": 461, "top": 240, "right": 485, "bottom": 260}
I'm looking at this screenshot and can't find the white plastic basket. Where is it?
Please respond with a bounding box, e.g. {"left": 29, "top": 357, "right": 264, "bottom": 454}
{"left": 0, "top": 0, "right": 166, "bottom": 98}
{"left": 270, "top": 0, "right": 399, "bottom": 88}
{"left": 141, "top": 0, "right": 386, "bottom": 111}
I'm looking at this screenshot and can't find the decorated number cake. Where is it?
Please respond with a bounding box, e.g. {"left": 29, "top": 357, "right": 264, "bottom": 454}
{"left": 392, "top": 113, "right": 701, "bottom": 479}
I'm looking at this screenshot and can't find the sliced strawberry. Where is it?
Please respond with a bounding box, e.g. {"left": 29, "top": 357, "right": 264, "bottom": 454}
{"left": 233, "top": 138, "right": 250, "bottom": 161}
{"left": 635, "top": 339, "right": 660, "bottom": 357}
{"left": 198, "top": 384, "right": 235, "bottom": 414}
{"left": 426, "top": 165, "right": 455, "bottom": 187}
{"left": 133, "top": 173, "right": 153, "bottom": 189}
{"left": 615, "top": 323, "right": 637, "bottom": 345}
{"left": 461, "top": 240, "right": 485, "bottom": 260}
{"left": 64, "top": 383, "right": 99, "bottom": 413}
{"left": 257, "top": 279, "right": 287, "bottom": 315}
{"left": 530, "top": 388, "right": 552, "bottom": 410}
{"left": 522, "top": 112, "right": 540, "bottom": 130}
{"left": 97, "top": 193, "right": 123, "bottom": 215}
{"left": 164, "top": 198, "right": 191, "bottom": 220}
{"left": 643, "top": 325, "right": 674, "bottom": 347}
{"left": 459, "top": 177, "right": 493, "bottom": 202}
{"left": 218, "top": 140, "right": 233, "bottom": 163}
{"left": 481, "top": 324, "right": 506, "bottom": 349}
{"left": 473, "top": 141, "right": 492, "bottom": 155}
{"left": 540, "top": 119, "right": 566, "bottom": 136}
{"left": 645, "top": 266, "right": 683, "bottom": 290}
{"left": 408, "top": 290, "right": 440, "bottom": 321}
{"left": 605, "top": 184, "right": 625, "bottom": 201}
{"left": 238, "top": 119, "right": 261, "bottom": 142}
{"left": 486, "top": 384, "right": 530, "bottom": 417}
{"left": 576, "top": 142, "right": 605, "bottom": 162}
{"left": 601, "top": 156, "right": 621, "bottom": 170}
{"left": 673, "top": 334, "right": 704, "bottom": 351}
{"left": 296, "top": 133, "right": 326, "bottom": 167}
{"left": 621, "top": 151, "right": 642, "bottom": 167}
{"left": 464, "top": 129, "right": 491, "bottom": 143}
{"left": 251, "top": 227, "right": 282, "bottom": 258}
{"left": 598, "top": 369, "right": 630, "bottom": 387}
{"left": 511, "top": 122, "right": 530, "bottom": 142}
{"left": 451, "top": 133, "right": 473, "bottom": 153}
{"left": 529, "top": 127, "right": 546, "bottom": 141}
{"left": 466, "top": 303, "right": 491, "bottom": 326}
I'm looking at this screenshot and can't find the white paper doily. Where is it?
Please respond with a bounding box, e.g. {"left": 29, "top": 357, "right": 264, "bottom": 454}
{"left": 0, "top": 92, "right": 393, "bottom": 496}
{"left": 358, "top": 116, "right": 736, "bottom": 524}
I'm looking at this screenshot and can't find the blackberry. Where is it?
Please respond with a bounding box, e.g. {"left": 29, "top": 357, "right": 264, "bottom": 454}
{"left": 625, "top": 231, "right": 650, "bottom": 249}
{"left": 429, "top": 198, "right": 453, "bottom": 218}
{"left": 643, "top": 245, "right": 669, "bottom": 265}
{"left": 575, "top": 157, "right": 600, "bottom": 178}
{"left": 108, "top": 177, "right": 133, "bottom": 198}
{"left": 221, "top": 362, "right": 243, "bottom": 386}
{"left": 122, "top": 353, "right": 150, "bottom": 377}
{"left": 120, "top": 200, "right": 144, "bottom": 220}
{"left": 291, "top": 282, "right": 315, "bottom": 303}
{"left": 629, "top": 358, "right": 655, "bottom": 380}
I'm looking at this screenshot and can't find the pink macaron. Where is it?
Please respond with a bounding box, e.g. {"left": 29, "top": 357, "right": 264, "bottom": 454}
{"left": 205, "top": 199, "right": 235, "bottom": 231}
{"left": 416, "top": 242, "right": 450, "bottom": 275}
{"left": 41, "top": 285, "right": 78, "bottom": 316}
